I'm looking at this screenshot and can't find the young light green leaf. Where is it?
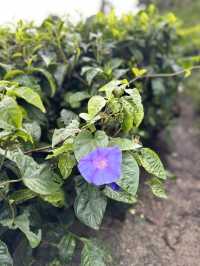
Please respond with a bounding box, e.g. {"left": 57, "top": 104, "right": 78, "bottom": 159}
{"left": 88, "top": 96, "right": 106, "bottom": 117}
{"left": 117, "top": 153, "right": 139, "bottom": 196}
{"left": 74, "top": 183, "right": 107, "bottom": 230}
{"left": 74, "top": 130, "right": 109, "bottom": 161}
{"left": 0, "top": 240, "right": 13, "bottom": 266}
{"left": 138, "top": 148, "right": 166, "bottom": 180}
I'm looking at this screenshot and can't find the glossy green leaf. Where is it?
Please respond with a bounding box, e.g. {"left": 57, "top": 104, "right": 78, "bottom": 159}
{"left": 74, "top": 130, "right": 109, "bottom": 161}
{"left": 103, "top": 186, "right": 137, "bottom": 204}
{"left": 117, "top": 153, "right": 139, "bottom": 196}
{"left": 138, "top": 148, "right": 166, "bottom": 180}
{"left": 0, "top": 148, "right": 63, "bottom": 195}
{"left": 74, "top": 182, "right": 107, "bottom": 230}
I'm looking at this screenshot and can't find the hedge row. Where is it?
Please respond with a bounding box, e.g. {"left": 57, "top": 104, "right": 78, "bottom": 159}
{"left": 0, "top": 6, "right": 181, "bottom": 266}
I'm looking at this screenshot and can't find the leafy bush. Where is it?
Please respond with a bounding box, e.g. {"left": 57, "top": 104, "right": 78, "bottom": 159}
{"left": 0, "top": 7, "right": 180, "bottom": 265}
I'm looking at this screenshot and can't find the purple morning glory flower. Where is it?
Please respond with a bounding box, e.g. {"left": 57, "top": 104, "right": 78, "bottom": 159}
{"left": 107, "top": 182, "right": 121, "bottom": 191}
{"left": 78, "top": 147, "right": 122, "bottom": 186}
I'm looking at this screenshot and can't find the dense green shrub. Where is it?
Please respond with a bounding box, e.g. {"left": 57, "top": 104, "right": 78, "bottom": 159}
{"left": 0, "top": 6, "right": 181, "bottom": 265}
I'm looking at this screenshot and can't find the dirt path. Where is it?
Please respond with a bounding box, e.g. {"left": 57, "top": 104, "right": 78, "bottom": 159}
{"left": 96, "top": 96, "right": 200, "bottom": 266}
{"left": 70, "top": 96, "right": 200, "bottom": 266}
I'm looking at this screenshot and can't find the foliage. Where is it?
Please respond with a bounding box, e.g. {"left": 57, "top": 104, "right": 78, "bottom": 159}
{"left": 0, "top": 7, "right": 180, "bottom": 265}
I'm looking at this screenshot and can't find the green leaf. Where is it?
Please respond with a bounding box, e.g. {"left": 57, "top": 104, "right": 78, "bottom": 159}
{"left": 7, "top": 86, "right": 46, "bottom": 113}
{"left": 121, "top": 98, "right": 134, "bottom": 133}
{"left": 74, "top": 130, "right": 109, "bottom": 161}
{"left": 58, "top": 233, "right": 76, "bottom": 263}
{"left": 0, "top": 96, "right": 22, "bottom": 129}
{"left": 81, "top": 66, "right": 103, "bottom": 85}
{"left": 52, "top": 120, "right": 79, "bottom": 147}
{"left": 88, "top": 96, "right": 106, "bottom": 117}
{"left": 103, "top": 186, "right": 137, "bottom": 204}
{"left": 58, "top": 153, "right": 76, "bottom": 179}
{"left": 74, "top": 182, "right": 107, "bottom": 230}
{"left": 9, "top": 189, "right": 36, "bottom": 204}
{"left": 0, "top": 148, "right": 63, "bottom": 195}
{"left": 29, "top": 67, "right": 57, "bottom": 96}
{"left": 109, "top": 137, "right": 142, "bottom": 151}
{"left": 47, "top": 139, "right": 73, "bottom": 159}
{"left": 0, "top": 210, "right": 41, "bottom": 248}
{"left": 60, "top": 109, "right": 78, "bottom": 126}
{"left": 99, "top": 79, "right": 128, "bottom": 99}
{"left": 125, "top": 88, "right": 144, "bottom": 127}
{"left": 42, "top": 190, "right": 66, "bottom": 207}
{"left": 146, "top": 177, "right": 167, "bottom": 199}
{"left": 81, "top": 238, "right": 112, "bottom": 266}
{"left": 4, "top": 69, "right": 25, "bottom": 80}
{"left": 65, "top": 91, "right": 90, "bottom": 109}
{"left": 0, "top": 240, "right": 13, "bottom": 266}
{"left": 23, "top": 121, "right": 41, "bottom": 142}
{"left": 138, "top": 148, "right": 166, "bottom": 180}
{"left": 117, "top": 153, "right": 139, "bottom": 196}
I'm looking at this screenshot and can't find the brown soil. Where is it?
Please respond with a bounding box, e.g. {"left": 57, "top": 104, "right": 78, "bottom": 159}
{"left": 71, "top": 96, "right": 200, "bottom": 266}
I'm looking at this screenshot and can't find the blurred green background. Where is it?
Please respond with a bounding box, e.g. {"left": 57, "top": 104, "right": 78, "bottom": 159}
{"left": 139, "top": 0, "right": 200, "bottom": 111}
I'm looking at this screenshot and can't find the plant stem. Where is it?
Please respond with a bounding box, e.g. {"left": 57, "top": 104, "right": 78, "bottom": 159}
{"left": 24, "top": 145, "right": 52, "bottom": 155}
{"left": 0, "top": 178, "right": 22, "bottom": 187}
{"left": 129, "top": 65, "right": 200, "bottom": 84}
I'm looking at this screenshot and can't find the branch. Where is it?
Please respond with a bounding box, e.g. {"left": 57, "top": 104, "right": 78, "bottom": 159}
{"left": 129, "top": 65, "right": 200, "bottom": 84}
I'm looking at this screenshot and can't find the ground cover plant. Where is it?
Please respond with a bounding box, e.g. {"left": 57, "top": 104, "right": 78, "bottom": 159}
{"left": 0, "top": 6, "right": 184, "bottom": 265}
